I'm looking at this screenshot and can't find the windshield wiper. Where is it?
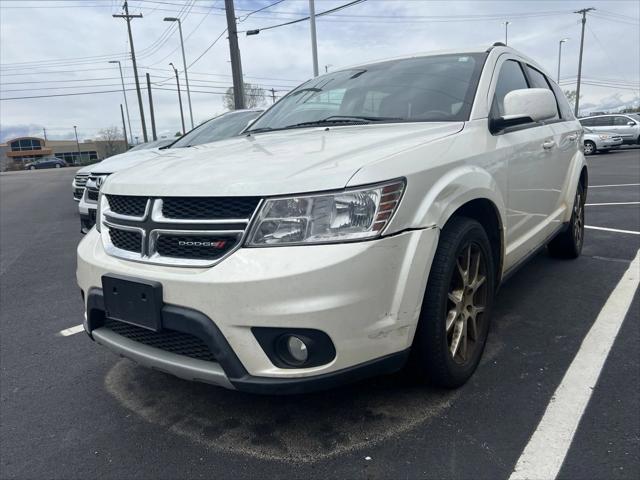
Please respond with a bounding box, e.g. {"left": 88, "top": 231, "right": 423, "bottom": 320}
{"left": 282, "top": 115, "right": 404, "bottom": 129}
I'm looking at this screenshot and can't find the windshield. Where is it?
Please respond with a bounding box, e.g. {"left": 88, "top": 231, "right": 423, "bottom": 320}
{"left": 129, "top": 139, "right": 171, "bottom": 152}
{"left": 171, "top": 110, "right": 262, "bottom": 148}
{"left": 247, "top": 53, "right": 486, "bottom": 133}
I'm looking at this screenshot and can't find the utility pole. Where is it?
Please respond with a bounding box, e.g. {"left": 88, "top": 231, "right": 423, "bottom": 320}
{"left": 503, "top": 21, "right": 510, "bottom": 45}
{"left": 557, "top": 38, "right": 569, "bottom": 84}
{"left": 146, "top": 73, "right": 157, "bottom": 140}
{"left": 170, "top": 63, "right": 186, "bottom": 135}
{"left": 109, "top": 60, "right": 133, "bottom": 145}
{"left": 309, "top": 0, "right": 319, "bottom": 77}
{"left": 113, "top": 1, "right": 148, "bottom": 142}
{"left": 270, "top": 88, "right": 276, "bottom": 104}
{"left": 574, "top": 8, "right": 595, "bottom": 117}
{"left": 73, "top": 126, "right": 81, "bottom": 164}
{"left": 42, "top": 128, "right": 47, "bottom": 142}
{"left": 120, "top": 104, "right": 129, "bottom": 150}
{"left": 164, "top": 17, "right": 194, "bottom": 128}
{"left": 224, "top": 0, "right": 245, "bottom": 109}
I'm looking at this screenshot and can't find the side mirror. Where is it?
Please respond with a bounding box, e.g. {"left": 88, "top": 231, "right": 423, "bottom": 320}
{"left": 491, "top": 88, "right": 558, "bottom": 132}
{"left": 246, "top": 118, "right": 257, "bottom": 129}
{"left": 627, "top": 121, "right": 636, "bottom": 126}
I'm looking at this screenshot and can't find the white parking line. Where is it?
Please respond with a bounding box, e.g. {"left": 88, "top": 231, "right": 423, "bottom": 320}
{"left": 58, "top": 324, "right": 85, "bottom": 336}
{"left": 586, "top": 225, "right": 640, "bottom": 235}
{"left": 585, "top": 202, "right": 640, "bottom": 206}
{"left": 510, "top": 250, "right": 640, "bottom": 480}
{"left": 590, "top": 183, "right": 640, "bottom": 188}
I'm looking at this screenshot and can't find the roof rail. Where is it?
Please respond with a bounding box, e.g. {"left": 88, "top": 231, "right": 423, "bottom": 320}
{"left": 487, "top": 42, "right": 507, "bottom": 52}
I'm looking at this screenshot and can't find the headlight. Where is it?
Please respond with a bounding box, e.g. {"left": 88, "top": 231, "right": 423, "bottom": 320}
{"left": 599, "top": 134, "right": 611, "bottom": 140}
{"left": 247, "top": 180, "right": 405, "bottom": 246}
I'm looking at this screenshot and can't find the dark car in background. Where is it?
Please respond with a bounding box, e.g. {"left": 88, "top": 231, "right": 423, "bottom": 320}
{"left": 24, "top": 157, "right": 68, "bottom": 170}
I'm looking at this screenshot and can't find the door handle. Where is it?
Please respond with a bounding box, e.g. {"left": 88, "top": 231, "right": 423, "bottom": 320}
{"left": 542, "top": 140, "right": 556, "bottom": 150}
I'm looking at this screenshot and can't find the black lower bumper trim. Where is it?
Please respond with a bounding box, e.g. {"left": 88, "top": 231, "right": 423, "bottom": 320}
{"left": 230, "top": 350, "right": 410, "bottom": 395}
{"left": 86, "top": 288, "right": 410, "bottom": 394}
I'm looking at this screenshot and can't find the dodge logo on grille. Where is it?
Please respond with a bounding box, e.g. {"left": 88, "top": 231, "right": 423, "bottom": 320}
{"left": 178, "top": 240, "right": 227, "bottom": 248}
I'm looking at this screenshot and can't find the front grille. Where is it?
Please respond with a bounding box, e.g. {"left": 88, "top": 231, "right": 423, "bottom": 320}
{"left": 74, "top": 174, "right": 88, "bottom": 187}
{"left": 104, "top": 319, "right": 216, "bottom": 362}
{"left": 87, "top": 188, "right": 99, "bottom": 201}
{"left": 102, "top": 196, "right": 260, "bottom": 266}
{"left": 109, "top": 228, "right": 142, "bottom": 253}
{"left": 73, "top": 188, "right": 84, "bottom": 199}
{"left": 107, "top": 195, "right": 147, "bottom": 217}
{"left": 156, "top": 234, "right": 237, "bottom": 260}
{"left": 162, "top": 197, "right": 260, "bottom": 220}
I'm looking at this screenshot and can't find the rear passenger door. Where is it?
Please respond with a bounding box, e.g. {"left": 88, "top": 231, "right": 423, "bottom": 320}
{"left": 489, "top": 57, "right": 558, "bottom": 263}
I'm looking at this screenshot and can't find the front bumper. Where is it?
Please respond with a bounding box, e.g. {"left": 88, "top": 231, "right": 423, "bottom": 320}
{"left": 77, "top": 227, "right": 439, "bottom": 392}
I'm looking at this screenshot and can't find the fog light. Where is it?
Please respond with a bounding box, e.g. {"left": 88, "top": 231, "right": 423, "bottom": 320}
{"left": 286, "top": 336, "right": 308, "bottom": 363}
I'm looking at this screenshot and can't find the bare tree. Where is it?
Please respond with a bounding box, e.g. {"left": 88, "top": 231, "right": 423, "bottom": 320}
{"left": 223, "top": 82, "right": 266, "bottom": 110}
{"left": 563, "top": 90, "right": 580, "bottom": 112}
{"left": 97, "top": 126, "right": 124, "bottom": 158}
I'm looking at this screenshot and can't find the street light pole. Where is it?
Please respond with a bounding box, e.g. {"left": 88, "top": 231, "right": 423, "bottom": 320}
{"left": 309, "top": 0, "right": 319, "bottom": 77}
{"left": 120, "top": 104, "right": 129, "bottom": 150}
{"left": 73, "top": 126, "right": 81, "bottom": 165}
{"left": 164, "top": 17, "right": 194, "bottom": 128}
{"left": 109, "top": 60, "right": 133, "bottom": 145}
{"left": 557, "top": 38, "right": 569, "bottom": 84}
{"left": 170, "top": 62, "right": 186, "bottom": 135}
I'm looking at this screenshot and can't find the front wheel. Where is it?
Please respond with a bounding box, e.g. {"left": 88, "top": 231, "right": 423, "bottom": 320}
{"left": 55, "top": 164, "right": 61, "bottom": 168}
{"left": 583, "top": 141, "right": 596, "bottom": 156}
{"left": 29, "top": 166, "right": 35, "bottom": 170}
{"left": 548, "top": 183, "right": 585, "bottom": 259}
{"left": 409, "top": 217, "right": 496, "bottom": 388}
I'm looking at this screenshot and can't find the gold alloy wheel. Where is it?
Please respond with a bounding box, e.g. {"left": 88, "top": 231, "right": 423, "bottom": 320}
{"left": 446, "top": 243, "right": 488, "bottom": 364}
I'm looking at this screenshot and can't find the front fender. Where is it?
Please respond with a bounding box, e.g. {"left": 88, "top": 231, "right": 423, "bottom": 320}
{"left": 389, "top": 165, "right": 506, "bottom": 231}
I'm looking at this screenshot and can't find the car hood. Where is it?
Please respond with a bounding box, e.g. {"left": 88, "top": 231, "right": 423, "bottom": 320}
{"left": 104, "top": 122, "right": 462, "bottom": 197}
{"left": 89, "top": 148, "right": 165, "bottom": 175}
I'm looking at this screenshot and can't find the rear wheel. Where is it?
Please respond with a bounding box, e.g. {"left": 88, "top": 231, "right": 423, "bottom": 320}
{"left": 584, "top": 141, "right": 596, "bottom": 155}
{"left": 29, "top": 166, "right": 35, "bottom": 170}
{"left": 548, "top": 182, "right": 585, "bottom": 259}
{"left": 410, "top": 217, "right": 496, "bottom": 388}
{"left": 55, "top": 164, "right": 61, "bottom": 168}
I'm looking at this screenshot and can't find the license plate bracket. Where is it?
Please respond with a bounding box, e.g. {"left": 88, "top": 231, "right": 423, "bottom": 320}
{"left": 102, "top": 274, "right": 163, "bottom": 332}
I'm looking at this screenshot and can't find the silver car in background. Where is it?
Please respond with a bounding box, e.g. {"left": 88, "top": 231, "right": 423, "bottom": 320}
{"left": 579, "top": 113, "right": 640, "bottom": 145}
{"left": 582, "top": 127, "right": 623, "bottom": 155}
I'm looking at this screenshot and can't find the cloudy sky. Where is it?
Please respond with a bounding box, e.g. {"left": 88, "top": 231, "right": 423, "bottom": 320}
{"left": 1, "top": 0, "right": 638, "bottom": 143}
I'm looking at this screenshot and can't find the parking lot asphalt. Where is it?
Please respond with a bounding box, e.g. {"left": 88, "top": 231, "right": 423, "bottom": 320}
{"left": 1, "top": 148, "right": 639, "bottom": 480}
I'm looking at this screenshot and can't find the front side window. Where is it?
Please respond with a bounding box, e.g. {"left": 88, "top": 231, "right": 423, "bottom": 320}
{"left": 248, "top": 53, "right": 487, "bottom": 133}
{"left": 613, "top": 116, "right": 631, "bottom": 126}
{"left": 525, "top": 65, "right": 560, "bottom": 120}
{"left": 491, "top": 60, "right": 529, "bottom": 117}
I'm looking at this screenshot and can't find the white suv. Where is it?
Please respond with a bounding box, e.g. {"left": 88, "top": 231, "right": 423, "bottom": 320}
{"left": 77, "top": 44, "right": 587, "bottom": 394}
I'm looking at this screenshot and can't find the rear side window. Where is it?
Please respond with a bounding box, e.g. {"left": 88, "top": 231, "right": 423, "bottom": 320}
{"left": 492, "top": 60, "right": 529, "bottom": 116}
{"left": 594, "top": 116, "right": 614, "bottom": 126}
{"left": 549, "top": 81, "right": 575, "bottom": 120}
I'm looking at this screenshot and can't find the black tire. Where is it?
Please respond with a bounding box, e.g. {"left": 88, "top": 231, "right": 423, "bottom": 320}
{"left": 548, "top": 182, "right": 585, "bottom": 259}
{"left": 584, "top": 141, "right": 596, "bottom": 156}
{"left": 409, "top": 216, "right": 496, "bottom": 388}
{"left": 29, "top": 166, "right": 35, "bottom": 170}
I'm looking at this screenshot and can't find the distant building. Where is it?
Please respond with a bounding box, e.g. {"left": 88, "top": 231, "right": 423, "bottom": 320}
{"left": 0, "top": 136, "right": 128, "bottom": 171}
